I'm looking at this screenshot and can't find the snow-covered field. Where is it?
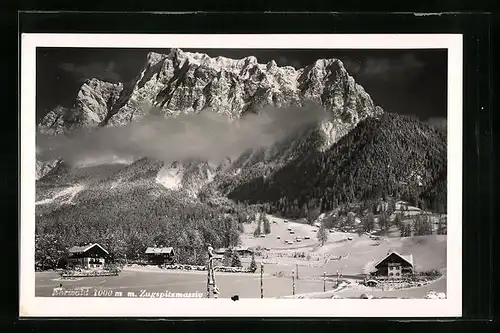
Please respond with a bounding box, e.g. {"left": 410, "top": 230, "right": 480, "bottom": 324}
{"left": 239, "top": 214, "right": 447, "bottom": 298}
{"left": 156, "top": 164, "right": 184, "bottom": 190}
{"left": 241, "top": 215, "right": 326, "bottom": 250}
{"left": 35, "top": 184, "right": 85, "bottom": 205}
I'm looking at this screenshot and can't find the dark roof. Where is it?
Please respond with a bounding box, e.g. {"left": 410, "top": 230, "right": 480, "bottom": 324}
{"left": 68, "top": 243, "right": 109, "bottom": 255}
{"left": 234, "top": 246, "right": 252, "bottom": 252}
{"left": 145, "top": 247, "right": 174, "bottom": 254}
{"left": 374, "top": 251, "right": 414, "bottom": 268}
{"left": 214, "top": 246, "right": 252, "bottom": 254}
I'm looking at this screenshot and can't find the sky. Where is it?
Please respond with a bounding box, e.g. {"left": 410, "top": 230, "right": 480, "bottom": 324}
{"left": 36, "top": 48, "right": 447, "bottom": 126}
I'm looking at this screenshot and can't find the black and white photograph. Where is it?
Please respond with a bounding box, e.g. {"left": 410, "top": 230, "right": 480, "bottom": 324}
{"left": 20, "top": 34, "right": 462, "bottom": 317}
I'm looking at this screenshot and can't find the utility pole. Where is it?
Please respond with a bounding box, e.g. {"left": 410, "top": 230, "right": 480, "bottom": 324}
{"left": 292, "top": 270, "right": 295, "bottom": 295}
{"left": 323, "top": 272, "right": 326, "bottom": 292}
{"left": 260, "top": 264, "right": 264, "bottom": 298}
{"left": 206, "top": 248, "right": 211, "bottom": 298}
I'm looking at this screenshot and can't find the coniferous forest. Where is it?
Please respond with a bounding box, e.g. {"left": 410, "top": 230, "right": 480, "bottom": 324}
{"left": 227, "top": 113, "right": 447, "bottom": 218}
{"left": 35, "top": 158, "right": 253, "bottom": 270}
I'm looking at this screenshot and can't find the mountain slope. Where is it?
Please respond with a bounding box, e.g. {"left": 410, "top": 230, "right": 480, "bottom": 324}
{"left": 35, "top": 157, "right": 244, "bottom": 268}
{"left": 37, "top": 48, "right": 384, "bottom": 194}
{"left": 226, "top": 113, "right": 447, "bottom": 216}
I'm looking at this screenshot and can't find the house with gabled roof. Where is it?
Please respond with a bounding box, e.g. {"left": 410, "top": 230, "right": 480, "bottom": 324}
{"left": 68, "top": 243, "right": 109, "bottom": 270}
{"left": 214, "top": 246, "right": 253, "bottom": 257}
{"left": 373, "top": 251, "right": 414, "bottom": 278}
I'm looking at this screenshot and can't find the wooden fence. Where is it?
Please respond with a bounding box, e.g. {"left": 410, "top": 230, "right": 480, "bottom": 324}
{"left": 60, "top": 270, "right": 120, "bottom": 278}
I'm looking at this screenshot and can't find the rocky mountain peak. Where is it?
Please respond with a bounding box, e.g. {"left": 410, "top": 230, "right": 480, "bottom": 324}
{"left": 40, "top": 49, "right": 382, "bottom": 135}
{"left": 146, "top": 51, "right": 167, "bottom": 66}
{"left": 37, "top": 49, "right": 385, "bottom": 193}
{"left": 266, "top": 60, "right": 277, "bottom": 70}
{"left": 314, "top": 58, "right": 341, "bottom": 68}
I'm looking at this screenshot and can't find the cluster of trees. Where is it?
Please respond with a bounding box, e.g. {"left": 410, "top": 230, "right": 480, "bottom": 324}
{"left": 317, "top": 224, "right": 328, "bottom": 246}
{"left": 263, "top": 215, "right": 271, "bottom": 234}
{"left": 412, "top": 214, "right": 435, "bottom": 236}
{"left": 437, "top": 216, "right": 447, "bottom": 235}
{"left": 253, "top": 216, "right": 262, "bottom": 237}
{"left": 228, "top": 113, "right": 447, "bottom": 219}
{"left": 361, "top": 213, "right": 376, "bottom": 233}
{"left": 400, "top": 223, "right": 413, "bottom": 237}
{"left": 222, "top": 249, "right": 242, "bottom": 268}
{"left": 253, "top": 212, "right": 271, "bottom": 237}
{"left": 306, "top": 195, "right": 447, "bottom": 239}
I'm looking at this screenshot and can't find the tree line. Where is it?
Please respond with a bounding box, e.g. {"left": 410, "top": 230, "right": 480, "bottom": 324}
{"left": 35, "top": 184, "right": 255, "bottom": 270}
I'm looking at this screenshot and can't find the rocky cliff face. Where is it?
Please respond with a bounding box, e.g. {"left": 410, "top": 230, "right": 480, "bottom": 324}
{"left": 36, "top": 159, "right": 62, "bottom": 180}
{"left": 40, "top": 48, "right": 382, "bottom": 134}
{"left": 38, "top": 80, "right": 124, "bottom": 135}
{"left": 37, "top": 49, "right": 384, "bottom": 196}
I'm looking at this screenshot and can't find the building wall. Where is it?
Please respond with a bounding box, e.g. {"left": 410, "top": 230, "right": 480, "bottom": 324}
{"left": 376, "top": 266, "right": 388, "bottom": 276}
{"left": 146, "top": 253, "right": 174, "bottom": 265}
{"left": 68, "top": 257, "right": 84, "bottom": 268}
{"left": 68, "top": 257, "right": 105, "bottom": 269}
{"left": 85, "top": 257, "right": 105, "bottom": 269}
{"left": 388, "top": 263, "right": 402, "bottom": 277}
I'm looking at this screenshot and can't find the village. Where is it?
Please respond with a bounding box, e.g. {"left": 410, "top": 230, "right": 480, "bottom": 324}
{"left": 35, "top": 200, "right": 447, "bottom": 299}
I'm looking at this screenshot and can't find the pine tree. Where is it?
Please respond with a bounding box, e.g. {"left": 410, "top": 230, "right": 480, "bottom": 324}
{"left": 363, "top": 213, "right": 375, "bottom": 233}
{"left": 387, "top": 198, "right": 396, "bottom": 216}
{"left": 253, "top": 220, "right": 262, "bottom": 237}
{"left": 317, "top": 224, "right": 328, "bottom": 246}
{"left": 401, "top": 223, "right": 412, "bottom": 237}
{"left": 378, "top": 212, "right": 389, "bottom": 235}
{"left": 249, "top": 253, "right": 257, "bottom": 272}
{"left": 413, "top": 214, "right": 433, "bottom": 236}
{"left": 263, "top": 216, "right": 271, "bottom": 234}
{"left": 394, "top": 212, "right": 403, "bottom": 228}
{"left": 346, "top": 212, "right": 355, "bottom": 229}
{"left": 231, "top": 251, "right": 242, "bottom": 267}
{"left": 437, "top": 216, "right": 447, "bottom": 235}
{"left": 223, "top": 249, "right": 233, "bottom": 267}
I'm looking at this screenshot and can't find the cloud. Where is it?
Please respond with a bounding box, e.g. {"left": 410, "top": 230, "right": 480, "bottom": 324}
{"left": 276, "top": 56, "right": 302, "bottom": 69}
{"left": 36, "top": 103, "right": 329, "bottom": 167}
{"left": 344, "top": 54, "right": 425, "bottom": 81}
{"left": 59, "top": 61, "right": 122, "bottom": 83}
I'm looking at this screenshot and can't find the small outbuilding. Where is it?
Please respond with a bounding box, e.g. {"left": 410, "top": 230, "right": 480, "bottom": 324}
{"left": 145, "top": 247, "right": 175, "bottom": 265}
{"left": 233, "top": 246, "right": 254, "bottom": 256}
{"left": 214, "top": 246, "right": 254, "bottom": 257}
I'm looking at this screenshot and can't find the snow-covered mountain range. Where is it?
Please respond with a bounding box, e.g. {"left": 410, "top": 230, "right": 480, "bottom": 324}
{"left": 36, "top": 48, "right": 384, "bottom": 192}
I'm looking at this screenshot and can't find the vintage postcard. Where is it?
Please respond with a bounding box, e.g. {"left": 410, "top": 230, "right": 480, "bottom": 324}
{"left": 20, "top": 34, "right": 462, "bottom": 317}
